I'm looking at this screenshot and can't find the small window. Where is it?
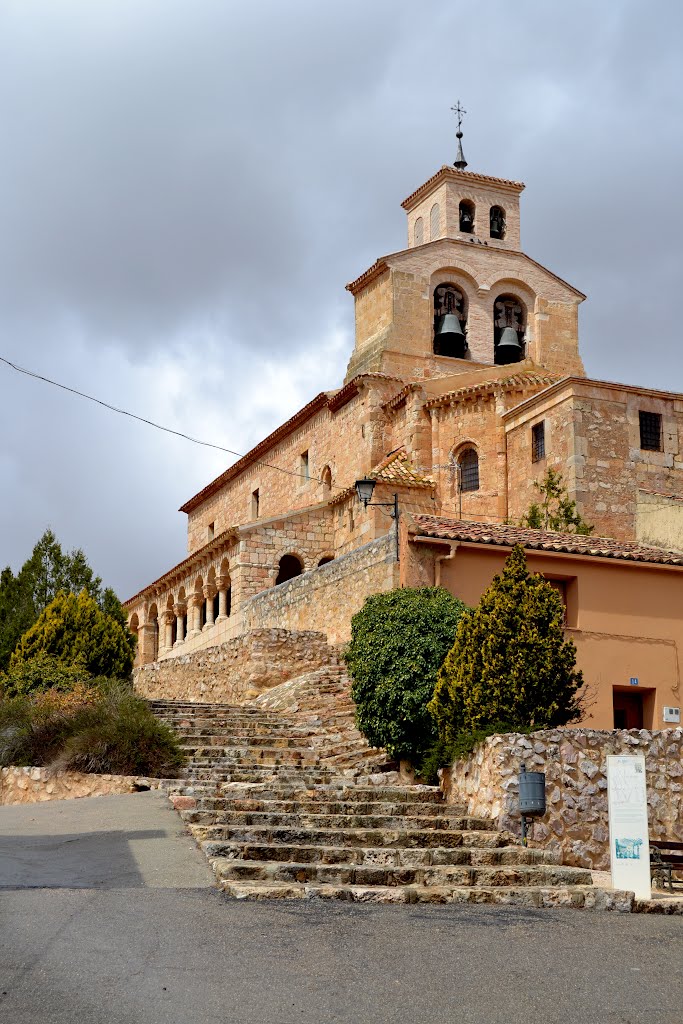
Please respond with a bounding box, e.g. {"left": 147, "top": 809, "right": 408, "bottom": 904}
{"left": 430, "top": 203, "right": 440, "bottom": 240}
{"left": 414, "top": 216, "right": 424, "bottom": 246}
{"left": 532, "top": 422, "right": 546, "bottom": 463}
{"left": 207, "top": 522, "right": 215, "bottom": 542}
{"left": 251, "top": 488, "right": 260, "bottom": 518}
{"left": 300, "top": 451, "right": 310, "bottom": 481}
{"left": 459, "top": 448, "right": 479, "bottom": 492}
{"left": 639, "top": 411, "right": 662, "bottom": 451}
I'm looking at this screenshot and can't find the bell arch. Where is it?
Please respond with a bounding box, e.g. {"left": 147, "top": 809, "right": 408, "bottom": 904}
{"left": 490, "top": 205, "right": 506, "bottom": 240}
{"left": 493, "top": 293, "right": 526, "bottom": 365}
{"left": 433, "top": 282, "right": 468, "bottom": 359}
{"left": 459, "top": 199, "right": 475, "bottom": 234}
{"left": 275, "top": 553, "right": 304, "bottom": 586}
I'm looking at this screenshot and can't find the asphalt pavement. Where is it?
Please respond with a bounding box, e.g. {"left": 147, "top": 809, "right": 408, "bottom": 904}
{"left": 0, "top": 792, "right": 682, "bottom": 1024}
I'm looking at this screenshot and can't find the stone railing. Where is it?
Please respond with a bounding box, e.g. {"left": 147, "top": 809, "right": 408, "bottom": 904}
{"left": 441, "top": 728, "right": 683, "bottom": 870}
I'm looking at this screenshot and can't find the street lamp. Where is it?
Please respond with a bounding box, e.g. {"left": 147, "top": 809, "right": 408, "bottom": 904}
{"left": 354, "top": 478, "right": 400, "bottom": 561}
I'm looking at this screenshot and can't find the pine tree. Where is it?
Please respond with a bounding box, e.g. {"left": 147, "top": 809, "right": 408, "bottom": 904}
{"left": 520, "top": 468, "right": 594, "bottom": 535}
{"left": 428, "top": 545, "right": 584, "bottom": 743}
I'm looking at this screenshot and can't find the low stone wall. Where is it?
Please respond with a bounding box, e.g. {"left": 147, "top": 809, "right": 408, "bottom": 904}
{"left": 442, "top": 728, "right": 683, "bottom": 870}
{"left": 241, "top": 535, "right": 399, "bottom": 644}
{"left": 0, "top": 767, "right": 157, "bottom": 805}
{"left": 134, "top": 627, "right": 341, "bottom": 703}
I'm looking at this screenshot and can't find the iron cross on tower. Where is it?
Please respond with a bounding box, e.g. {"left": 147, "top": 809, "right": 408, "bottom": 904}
{"left": 451, "top": 100, "right": 468, "bottom": 170}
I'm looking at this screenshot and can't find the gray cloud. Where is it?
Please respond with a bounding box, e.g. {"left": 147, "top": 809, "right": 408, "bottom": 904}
{"left": 0, "top": 0, "right": 681, "bottom": 597}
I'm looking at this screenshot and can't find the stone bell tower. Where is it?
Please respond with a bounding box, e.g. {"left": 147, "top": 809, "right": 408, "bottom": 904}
{"left": 344, "top": 107, "right": 585, "bottom": 384}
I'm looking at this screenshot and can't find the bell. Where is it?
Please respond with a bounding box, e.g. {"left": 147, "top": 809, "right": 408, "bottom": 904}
{"left": 496, "top": 326, "right": 522, "bottom": 364}
{"left": 434, "top": 313, "right": 466, "bottom": 359}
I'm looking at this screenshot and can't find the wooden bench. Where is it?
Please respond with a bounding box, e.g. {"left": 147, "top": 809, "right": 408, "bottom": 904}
{"left": 650, "top": 840, "right": 683, "bottom": 891}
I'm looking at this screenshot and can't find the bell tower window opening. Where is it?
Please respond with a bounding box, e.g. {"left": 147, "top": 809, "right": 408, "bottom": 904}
{"left": 490, "top": 205, "right": 506, "bottom": 240}
{"left": 414, "top": 216, "right": 424, "bottom": 246}
{"left": 459, "top": 200, "right": 475, "bottom": 234}
{"left": 494, "top": 294, "right": 525, "bottom": 365}
{"left": 458, "top": 448, "right": 480, "bottom": 492}
{"left": 433, "top": 283, "right": 467, "bottom": 359}
{"left": 639, "top": 411, "right": 663, "bottom": 451}
{"left": 430, "top": 203, "right": 440, "bottom": 240}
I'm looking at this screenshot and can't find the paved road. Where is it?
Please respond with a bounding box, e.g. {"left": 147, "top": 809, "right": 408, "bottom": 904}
{"left": 1, "top": 793, "right": 682, "bottom": 1024}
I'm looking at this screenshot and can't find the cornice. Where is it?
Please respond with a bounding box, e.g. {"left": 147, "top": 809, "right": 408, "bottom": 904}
{"left": 401, "top": 166, "right": 525, "bottom": 212}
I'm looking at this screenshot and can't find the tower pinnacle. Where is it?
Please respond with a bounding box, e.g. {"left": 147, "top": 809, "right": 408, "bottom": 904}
{"left": 451, "top": 100, "right": 468, "bottom": 170}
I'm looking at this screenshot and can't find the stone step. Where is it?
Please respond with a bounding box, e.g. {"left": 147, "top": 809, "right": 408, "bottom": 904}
{"left": 180, "top": 734, "right": 315, "bottom": 750}
{"left": 191, "top": 798, "right": 458, "bottom": 817}
{"left": 216, "top": 880, "right": 634, "bottom": 911}
{"left": 190, "top": 824, "right": 509, "bottom": 850}
{"left": 181, "top": 809, "right": 494, "bottom": 830}
{"left": 201, "top": 840, "right": 562, "bottom": 869}
{"left": 174, "top": 782, "right": 441, "bottom": 803}
{"left": 210, "top": 858, "right": 592, "bottom": 889}
{"left": 184, "top": 749, "right": 320, "bottom": 765}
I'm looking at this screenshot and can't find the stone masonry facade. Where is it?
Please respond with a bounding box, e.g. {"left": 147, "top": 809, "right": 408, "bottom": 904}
{"left": 125, "top": 156, "right": 683, "bottom": 682}
{"left": 442, "top": 728, "right": 683, "bottom": 871}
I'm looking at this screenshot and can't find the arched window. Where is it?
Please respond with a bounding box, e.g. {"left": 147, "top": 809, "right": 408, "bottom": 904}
{"left": 414, "top": 217, "right": 424, "bottom": 246}
{"left": 459, "top": 199, "right": 475, "bottom": 234}
{"left": 430, "top": 203, "right": 440, "bottom": 240}
{"left": 433, "top": 283, "right": 467, "bottom": 358}
{"left": 458, "top": 448, "right": 480, "bottom": 492}
{"left": 490, "top": 206, "right": 506, "bottom": 240}
{"left": 493, "top": 294, "right": 525, "bottom": 365}
{"left": 318, "top": 555, "right": 334, "bottom": 567}
{"left": 321, "top": 465, "right": 332, "bottom": 497}
{"left": 275, "top": 554, "right": 303, "bottom": 585}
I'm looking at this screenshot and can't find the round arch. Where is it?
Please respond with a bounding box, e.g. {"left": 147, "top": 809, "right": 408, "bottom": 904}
{"left": 275, "top": 553, "right": 304, "bottom": 586}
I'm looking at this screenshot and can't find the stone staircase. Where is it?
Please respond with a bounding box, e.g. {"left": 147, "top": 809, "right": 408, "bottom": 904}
{"left": 150, "top": 687, "right": 632, "bottom": 909}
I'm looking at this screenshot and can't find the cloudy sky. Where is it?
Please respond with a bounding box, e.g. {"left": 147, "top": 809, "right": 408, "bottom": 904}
{"left": 1, "top": 0, "right": 681, "bottom": 599}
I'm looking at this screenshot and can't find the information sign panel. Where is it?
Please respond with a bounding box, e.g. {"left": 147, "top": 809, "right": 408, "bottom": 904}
{"left": 607, "top": 755, "right": 651, "bottom": 900}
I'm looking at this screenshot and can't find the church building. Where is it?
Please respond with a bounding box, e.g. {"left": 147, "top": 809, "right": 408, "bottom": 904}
{"left": 125, "top": 127, "right": 683, "bottom": 732}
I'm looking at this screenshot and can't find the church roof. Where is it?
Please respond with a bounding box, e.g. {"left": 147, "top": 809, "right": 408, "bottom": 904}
{"left": 330, "top": 447, "right": 434, "bottom": 505}
{"left": 410, "top": 516, "right": 683, "bottom": 568}
{"left": 423, "top": 370, "right": 562, "bottom": 409}
{"left": 400, "top": 166, "right": 525, "bottom": 211}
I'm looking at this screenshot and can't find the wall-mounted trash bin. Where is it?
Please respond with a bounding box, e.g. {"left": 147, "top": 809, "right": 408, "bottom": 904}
{"left": 519, "top": 767, "right": 546, "bottom": 817}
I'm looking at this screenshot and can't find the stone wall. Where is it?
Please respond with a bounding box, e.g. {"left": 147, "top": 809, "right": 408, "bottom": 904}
{"left": 134, "top": 627, "right": 341, "bottom": 703}
{"left": 240, "top": 535, "right": 399, "bottom": 644}
{"left": 0, "top": 767, "right": 156, "bottom": 805}
{"left": 442, "top": 728, "right": 683, "bottom": 870}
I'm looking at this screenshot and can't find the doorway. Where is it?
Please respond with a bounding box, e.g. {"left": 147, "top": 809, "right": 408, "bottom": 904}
{"left": 613, "top": 689, "right": 644, "bottom": 729}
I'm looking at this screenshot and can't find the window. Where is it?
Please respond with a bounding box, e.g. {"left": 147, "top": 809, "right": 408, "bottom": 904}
{"left": 459, "top": 448, "right": 479, "bottom": 492}
{"left": 207, "top": 522, "right": 215, "bottom": 542}
{"left": 414, "top": 216, "right": 424, "bottom": 246}
{"left": 275, "top": 554, "right": 303, "bottom": 585}
{"left": 300, "top": 450, "right": 310, "bottom": 481}
{"left": 490, "top": 205, "right": 506, "bottom": 240}
{"left": 639, "top": 411, "right": 662, "bottom": 451}
{"left": 430, "top": 203, "right": 440, "bottom": 240}
{"left": 433, "top": 283, "right": 467, "bottom": 359}
{"left": 251, "top": 488, "right": 260, "bottom": 518}
{"left": 532, "top": 422, "right": 545, "bottom": 463}
{"left": 459, "top": 199, "right": 475, "bottom": 234}
{"left": 494, "top": 294, "right": 525, "bottom": 365}
{"left": 321, "top": 465, "right": 332, "bottom": 497}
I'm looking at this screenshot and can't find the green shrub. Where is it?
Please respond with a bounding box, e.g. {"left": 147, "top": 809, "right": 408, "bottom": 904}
{"left": 1, "top": 652, "right": 92, "bottom": 698}
{"left": 418, "top": 722, "right": 533, "bottom": 785}
{"left": 9, "top": 590, "right": 135, "bottom": 680}
{"left": 428, "top": 545, "right": 584, "bottom": 744}
{"left": 0, "top": 682, "right": 184, "bottom": 778}
{"left": 344, "top": 587, "right": 469, "bottom": 763}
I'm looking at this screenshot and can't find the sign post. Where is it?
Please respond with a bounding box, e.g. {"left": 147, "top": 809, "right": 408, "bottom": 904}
{"left": 607, "top": 754, "right": 651, "bottom": 900}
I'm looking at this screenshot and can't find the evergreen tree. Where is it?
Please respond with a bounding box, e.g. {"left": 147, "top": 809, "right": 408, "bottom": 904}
{"left": 520, "top": 468, "right": 594, "bottom": 535}
{"left": 428, "top": 545, "right": 584, "bottom": 743}
{"left": 0, "top": 530, "right": 124, "bottom": 670}
{"left": 8, "top": 590, "right": 136, "bottom": 682}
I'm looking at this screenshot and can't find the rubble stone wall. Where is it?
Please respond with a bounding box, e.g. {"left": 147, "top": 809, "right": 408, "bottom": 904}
{"left": 442, "top": 728, "right": 683, "bottom": 870}
{"left": 241, "top": 535, "right": 399, "bottom": 644}
{"left": 0, "top": 767, "right": 156, "bottom": 805}
{"left": 134, "top": 628, "right": 341, "bottom": 703}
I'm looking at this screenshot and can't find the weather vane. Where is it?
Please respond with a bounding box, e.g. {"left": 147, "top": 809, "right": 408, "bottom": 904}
{"left": 451, "top": 100, "right": 468, "bottom": 170}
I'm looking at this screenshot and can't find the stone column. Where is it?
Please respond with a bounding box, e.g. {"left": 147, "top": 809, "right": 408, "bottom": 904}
{"left": 162, "top": 611, "right": 174, "bottom": 652}
{"left": 216, "top": 575, "right": 230, "bottom": 622}
{"left": 186, "top": 594, "right": 202, "bottom": 639}
{"left": 203, "top": 585, "right": 216, "bottom": 630}
{"left": 174, "top": 604, "right": 186, "bottom": 645}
